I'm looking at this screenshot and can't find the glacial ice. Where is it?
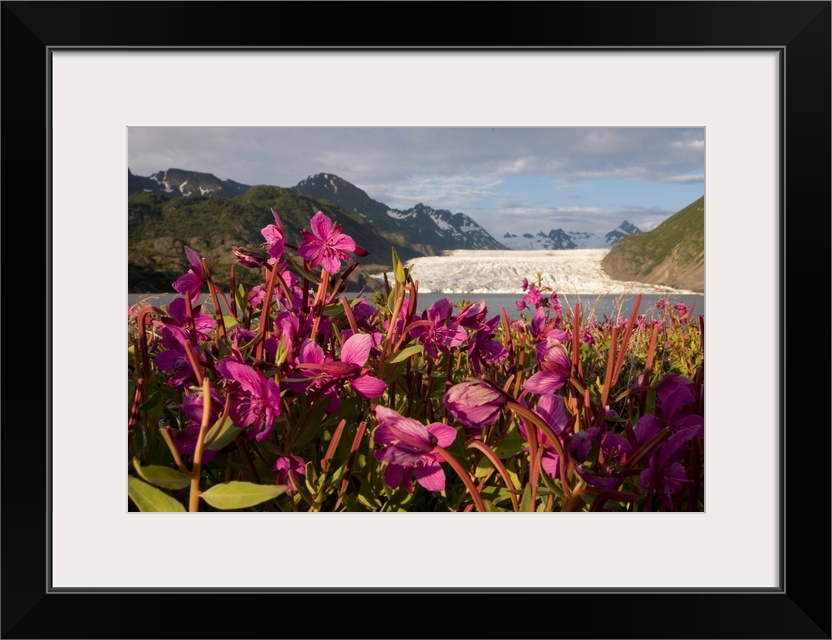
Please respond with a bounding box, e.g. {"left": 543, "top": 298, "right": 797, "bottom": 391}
{"left": 371, "top": 249, "right": 699, "bottom": 295}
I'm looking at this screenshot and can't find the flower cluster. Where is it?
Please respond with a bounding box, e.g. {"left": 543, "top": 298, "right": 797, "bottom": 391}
{"left": 128, "top": 208, "right": 704, "bottom": 514}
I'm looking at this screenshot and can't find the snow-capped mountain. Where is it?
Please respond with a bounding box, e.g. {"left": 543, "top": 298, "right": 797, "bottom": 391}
{"left": 128, "top": 168, "right": 251, "bottom": 198}
{"left": 291, "top": 173, "right": 508, "bottom": 252}
{"left": 501, "top": 221, "right": 642, "bottom": 250}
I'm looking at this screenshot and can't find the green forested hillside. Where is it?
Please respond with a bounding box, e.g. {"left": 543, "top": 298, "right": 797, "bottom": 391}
{"left": 600, "top": 197, "right": 704, "bottom": 293}
{"left": 128, "top": 186, "right": 422, "bottom": 293}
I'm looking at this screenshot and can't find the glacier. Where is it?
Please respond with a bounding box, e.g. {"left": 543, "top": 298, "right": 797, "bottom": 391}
{"left": 371, "top": 249, "right": 699, "bottom": 296}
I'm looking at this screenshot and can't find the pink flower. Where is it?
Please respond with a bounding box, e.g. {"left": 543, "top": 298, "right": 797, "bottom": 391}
{"left": 274, "top": 454, "right": 308, "bottom": 495}
{"left": 172, "top": 245, "right": 204, "bottom": 304}
{"left": 443, "top": 380, "right": 508, "bottom": 436}
{"left": 293, "top": 334, "right": 387, "bottom": 407}
{"left": 372, "top": 406, "right": 456, "bottom": 493}
{"left": 523, "top": 339, "right": 571, "bottom": 395}
{"left": 298, "top": 211, "right": 356, "bottom": 273}
{"left": 220, "top": 360, "right": 281, "bottom": 442}
{"left": 409, "top": 298, "right": 467, "bottom": 359}
{"left": 524, "top": 284, "right": 542, "bottom": 307}
{"left": 517, "top": 395, "right": 570, "bottom": 479}
{"left": 261, "top": 208, "right": 286, "bottom": 262}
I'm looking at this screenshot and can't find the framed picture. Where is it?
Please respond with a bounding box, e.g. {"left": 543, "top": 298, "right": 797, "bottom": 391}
{"left": 4, "top": 2, "right": 829, "bottom": 638}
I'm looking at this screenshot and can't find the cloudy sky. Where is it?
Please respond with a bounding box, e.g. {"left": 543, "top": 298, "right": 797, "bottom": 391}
{"left": 128, "top": 127, "right": 704, "bottom": 238}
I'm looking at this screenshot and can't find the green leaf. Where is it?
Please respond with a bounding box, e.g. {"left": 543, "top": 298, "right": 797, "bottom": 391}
{"left": 322, "top": 303, "right": 346, "bottom": 317}
{"left": 127, "top": 476, "right": 186, "bottom": 512}
{"left": 479, "top": 486, "right": 513, "bottom": 506}
{"left": 132, "top": 457, "right": 191, "bottom": 490}
{"left": 222, "top": 315, "right": 239, "bottom": 330}
{"left": 474, "top": 456, "right": 495, "bottom": 478}
{"left": 492, "top": 436, "right": 528, "bottom": 459}
{"left": 200, "top": 481, "right": 288, "bottom": 510}
{"left": 387, "top": 344, "right": 424, "bottom": 364}
{"left": 357, "top": 478, "right": 382, "bottom": 510}
{"left": 204, "top": 416, "right": 242, "bottom": 451}
{"left": 484, "top": 500, "right": 505, "bottom": 512}
{"left": 394, "top": 260, "right": 406, "bottom": 286}
{"left": 235, "top": 284, "right": 247, "bottom": 313}
{"left": 519, "top": 483, "right": 534, "bottom": 512}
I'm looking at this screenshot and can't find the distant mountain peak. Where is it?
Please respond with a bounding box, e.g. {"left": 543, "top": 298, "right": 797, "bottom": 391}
{"left": 128, "top": 168, "right": 251, "bottom": 198}
{"left": 500, "top": 221, "right": 641, "bottom": 250}
{"left": 291, "top": 175, "right": 507, "bottom": 251}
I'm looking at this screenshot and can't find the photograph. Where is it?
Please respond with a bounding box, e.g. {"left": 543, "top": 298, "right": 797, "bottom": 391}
{"left": 3, "top": 1, "right": 829, "bottom": 638}
{"left": 127, "top": 126, "right": 706, "bottom": 514}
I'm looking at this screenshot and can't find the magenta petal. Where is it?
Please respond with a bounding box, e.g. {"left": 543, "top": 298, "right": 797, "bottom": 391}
{"left": 153, "top": 349, "right": 184, "bottom": 372}
{"left": 373, "top": 407, "right": 432, "bottom": 449}
{"left": 414, "top": 463, "right": 445, "bottom": 492}
{"left": 384, "top": 463, "right": 403, "bottom": 491}
{"left": 320, "top": 253, "right": 341, "bottom": 274}
{"left": 540, "top": 450, "right": 560, "bottom": 479}
{"left": 376, "top": 444, "right": 427, "bottom": 466}
{"left": 183, "top": 246, "right": 203, "bottom": 274}
{"left": 523, "top": 371, "right": 564, "bottom": 395}
{"left": 298, "top": 232, "right": 321, "bottom": 262}
{"left": 330, "top": 233, "right": 356, "bottom": 252}
{"left": 535, "top": 395, "right": 569, "bottom": 434}
{"left": 309, "top": 211, "right": 334, "bottom": 240}
{"left": 340, "top": 333, "right": 372, "bottom": 366}
{"left": 172, "top": 271, "right": 201, "bottom": 297}
{"left": 426, "top": 422, "right": 457, "bottom": 448}
{"left": 261, "top": 224, "right": 282, "bottom": 245}
{"left": 373, "top": 424, "right": 398, "bottom": 445}
{"left": 449, "top": 403, "right": 500, "bottom": 429}
{"left": 224, "top": 360, "right": 265, "bottom": 397}
{"left": 270, "top": 208, "right": 285, "bottom": 233}
{"left": 635, "top": 414, "right": 662, "bottom": 445}
{"left": 349, "top": 374, "right": 387, "bottom": 400}
{"left": 299, "top": 340, "right": 325, "bottom": 365}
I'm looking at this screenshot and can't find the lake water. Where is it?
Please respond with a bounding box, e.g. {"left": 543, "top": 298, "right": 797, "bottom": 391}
{"left": 128, "top": 291, "right": 704, "bottom": 322}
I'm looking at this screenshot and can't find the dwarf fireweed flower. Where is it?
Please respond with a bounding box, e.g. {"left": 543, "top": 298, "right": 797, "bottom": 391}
{"left": 372, "top": 406, "right": 456, "bottom": 493}
{"left": 551, "top": 291, "right": 563, "bottom": 316}
{"left": 172, "top": 245, "right": 204, "bottom": 304}
{"left": 247, "top": 284, "right": 266, "bottom": 309}
{"left": 218, "top": 359, "right": 281, "bottom": 442}
{"left": 467, "top": 316, "right": 508, "bottom": 376}
{"left": 153, "top": 325, "right": 203, "bottom": 389}
{"left": 529, "top": 307, "right": 568, "bottom": 343}
{"left": 293, "top": 334, "right": 387, "bottom": 406}
{"left": 523, "top": 338, "right": 571, "bottom": 396}
{"left": 161, "top": 297, "right": 216, "bottom": 341}
{"left": 410, "top": 298, "right": 467, "bottom": 359}
{"left": 444, "top": 380, "right": 508, "bottom": 436}
{"left": 568, "top": 426, "right": 601, "bottom": 463}
{"left": 173, "top": 385, "right": 224, "bottom": 464}
{"left": 456, "top": 300, "right": 488, "bottom": 328}
{"left": 524, "top": 284, "right": 543, "bottom": 307}
{"left": 517, "top": 394, "right": 570, "bottom": 479}
{"left": 233, "top": 246, "right": 269, "bottom": 269}
{"left": 261, "top": 208, "right": 286, "bottom": 262}
{"left": 633, "top": 373, "right": 703, "bottom": 509}
{"left": 274, "top": 454, "right": 308, "bottom": 495}
{"left": 298, "top": 211, "right": 356, "bottom": 273}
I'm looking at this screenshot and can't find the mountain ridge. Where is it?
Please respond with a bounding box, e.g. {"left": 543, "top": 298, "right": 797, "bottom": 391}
{"left": 501, "top": 220, "right": 642, "bottom": 250}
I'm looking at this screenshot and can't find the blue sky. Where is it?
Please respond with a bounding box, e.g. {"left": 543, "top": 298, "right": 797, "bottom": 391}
{"left": 128, "top": 127, "right": 704, "bottom": 238}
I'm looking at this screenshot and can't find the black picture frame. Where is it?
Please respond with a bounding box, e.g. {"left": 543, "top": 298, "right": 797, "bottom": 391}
{"left": 3, "top": 2, "right": 829, "bottom": 638}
